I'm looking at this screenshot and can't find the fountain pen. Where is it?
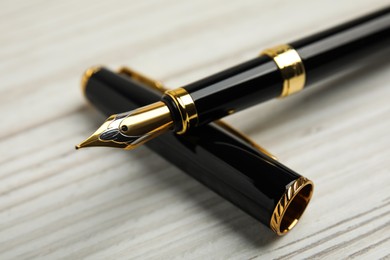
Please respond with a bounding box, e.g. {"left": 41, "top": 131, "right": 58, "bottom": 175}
{"left": 77, "top": 6, "right": 390, "bottom": 150}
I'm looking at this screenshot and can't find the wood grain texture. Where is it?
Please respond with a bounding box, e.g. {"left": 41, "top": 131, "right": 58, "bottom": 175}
{"left": 0, "top": 0, "right": 389, "bottom": 259}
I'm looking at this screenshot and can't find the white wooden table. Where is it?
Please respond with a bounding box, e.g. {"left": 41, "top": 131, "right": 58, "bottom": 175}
{"left": 0, "top": 0, "right": 389, "bottom": 259}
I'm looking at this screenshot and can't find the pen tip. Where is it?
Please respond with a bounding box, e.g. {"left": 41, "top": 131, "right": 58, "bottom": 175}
{"left": 75, "top": 129, "right": 117, "bottom": 150}
{"left": 75, "top": 135, "right": 101, "bottom": 150}
{"left": 75, "top": 115, "right": 131, "bottom": 150}
{"left": 75, "top": 119, "right": 112, "bottom": 150}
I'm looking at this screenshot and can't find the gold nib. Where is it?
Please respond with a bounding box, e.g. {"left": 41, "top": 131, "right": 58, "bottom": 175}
{"left": 76, "top": 101, "right": 174, "bottom": 150}
{"left": 76, "top": 115, "right": 130, "bottom": 149}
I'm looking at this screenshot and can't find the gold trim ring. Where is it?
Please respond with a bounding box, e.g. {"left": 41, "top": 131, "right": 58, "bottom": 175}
{"left": 164, "top": 88, "right": 198, "bottom": 134}
{"left": 270, "top": 177, "right": 314, "bottom": 235}
{"left": 262, "top": 44, "right": 306, "bottom": 97}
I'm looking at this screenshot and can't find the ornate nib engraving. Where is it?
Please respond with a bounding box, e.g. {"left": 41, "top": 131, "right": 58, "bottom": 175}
{"left": 75, "top": 113, "right": 139, "bottom": 150}
{"left": 76, "top": 101, "right": 174, "bottom": 150}
{"left": 99, "top": 113, "right": 141, "bottom": 144}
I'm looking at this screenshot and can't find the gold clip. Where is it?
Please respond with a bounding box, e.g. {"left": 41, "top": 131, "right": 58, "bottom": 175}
{"left": 118, "top": 67, "right": 166, "bottom": 92}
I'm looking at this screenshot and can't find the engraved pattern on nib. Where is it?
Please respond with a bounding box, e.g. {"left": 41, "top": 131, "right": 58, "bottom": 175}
{"left": 99, "top": 113, "right": 141, "bottom": 145}
{"left": 270, "top": 177, "right": 313, "bottom": 235}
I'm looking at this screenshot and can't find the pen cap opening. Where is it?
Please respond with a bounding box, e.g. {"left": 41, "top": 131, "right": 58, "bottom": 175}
{"left": 271, "top": 177, "right": 313, "bottom": 235}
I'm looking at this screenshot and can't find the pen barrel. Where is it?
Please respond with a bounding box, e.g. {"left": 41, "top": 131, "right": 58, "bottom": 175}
{"left": 182, "top": 55, "right": 282, "bottom": 125}
{"left": 181, "top": 6, "right": 390, "bottom": 126}
{"left": 83, "top": 67, "right": 314, "bottom": 235}
{"left": 290, "top": 6, "right": 390, "bottom": 86}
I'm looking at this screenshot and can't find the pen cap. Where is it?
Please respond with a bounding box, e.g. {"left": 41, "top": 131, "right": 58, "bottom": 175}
{"left": 81, "top": 67, "right": 314, "bottom": 235}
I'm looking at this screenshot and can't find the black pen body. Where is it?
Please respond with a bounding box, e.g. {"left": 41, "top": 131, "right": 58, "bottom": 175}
{"left": 82, "top": 67, "right": 313, "bottom": 235}
{"left": 173, "top": 6, "right": 390, "bottom": 126}
{"left": 291, "top": 6, "right": 390, "bottom": 86}
{"left": 183, "top": 56, "right": 282, "bottom": 125}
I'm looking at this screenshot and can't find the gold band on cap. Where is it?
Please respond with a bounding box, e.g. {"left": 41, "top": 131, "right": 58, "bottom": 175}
{"left": 262, "top": 44, "right": 306, "bottom": 97}
{"left": 270, "top": 177, "right": 314, "bottom": 236}
{"left": 164, "top": 88, "right": 198, "bottom": 134}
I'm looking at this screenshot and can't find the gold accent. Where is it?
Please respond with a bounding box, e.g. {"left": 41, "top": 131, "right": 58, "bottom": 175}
{"left": 81, "top": 66, "right": 102, "bottom": 95}
{"left": 119, "top": 101, "right": 174, "bottom": 148}
{"left": 270, "top": 177, "right": 314, "bottom": 236}
{"left": 118, "top": 67, "right": 165, "bottom": 92}
{"left": 164, "top": 88, "right": 198, "bottom": 134}
{"left": 76, "top": 102, "right": 173, "bottom": 150}
{"left": 262, "top": 44, "right": 306, "bottom": 97}
{"left": 76, "top": 115, "right": 131, "bottom": 149}
{"left": 77, "top": 67, "right": 174, "bottom": 150}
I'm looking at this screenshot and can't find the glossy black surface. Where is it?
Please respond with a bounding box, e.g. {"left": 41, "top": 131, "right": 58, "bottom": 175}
{"left": 85, "top": 68, "right": 302, "bottom": 230}
{"left": 183, "top": 55, "right": 282, "bottom": 125}
{"left": 176, "top": 7, "right": 390, "bottom": 126}
{"left": 291, "top": 6, "right": 390, "bottom": 86}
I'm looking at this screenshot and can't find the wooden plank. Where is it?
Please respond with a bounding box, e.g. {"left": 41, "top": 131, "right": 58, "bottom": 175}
{"left": 0, "top": 0, "right": 389, "bottom": 259}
